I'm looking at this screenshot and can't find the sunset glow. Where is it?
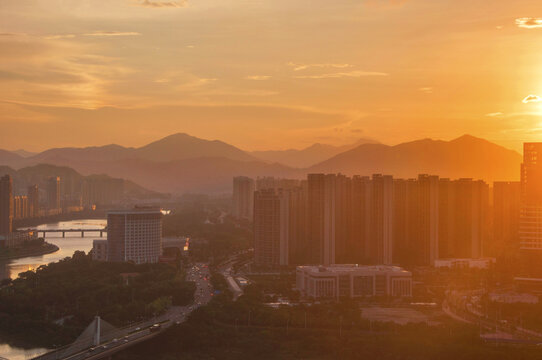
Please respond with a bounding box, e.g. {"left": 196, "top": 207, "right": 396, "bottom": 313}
{"left": 0, "top": 0, "right": 542, "bottom": 152}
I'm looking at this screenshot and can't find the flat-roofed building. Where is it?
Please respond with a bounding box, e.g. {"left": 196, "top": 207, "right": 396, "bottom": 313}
{"left": 296, "top": 264, "right": 412, "bottom": 300}
{"left": 92, "top": 239, "right": 108, "bottom": 261}
{"left": 107, "top": 207, "right": 163, "bottom": 264}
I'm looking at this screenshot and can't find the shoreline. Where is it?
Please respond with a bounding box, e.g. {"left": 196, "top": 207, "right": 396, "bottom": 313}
{"left": 0, "top": 243, "right": 59, "bottom": 261}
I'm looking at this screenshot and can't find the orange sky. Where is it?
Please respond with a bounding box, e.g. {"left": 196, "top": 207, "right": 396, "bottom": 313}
{"left": 1, "top": 0, "right": 542, "bottom": 152}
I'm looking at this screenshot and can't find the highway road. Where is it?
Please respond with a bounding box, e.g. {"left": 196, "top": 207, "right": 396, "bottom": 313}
{"left": 33, "top": 262, "right": 213, "bottom": 360}
{"left": 443, "top": 289, "right": 542, "bottom": 343}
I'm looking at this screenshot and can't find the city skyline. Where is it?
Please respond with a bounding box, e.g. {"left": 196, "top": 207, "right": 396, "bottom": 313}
{"left": 1, "top": 1, "right": 542, "bottom": 152}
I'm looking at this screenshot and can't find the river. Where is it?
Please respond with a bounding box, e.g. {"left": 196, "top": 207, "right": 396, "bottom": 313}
{"left": 0, "top": 219, "right": 107, "bottom": 360}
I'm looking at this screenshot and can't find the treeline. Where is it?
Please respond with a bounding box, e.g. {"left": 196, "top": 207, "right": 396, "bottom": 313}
{"left": 0, "top": 252, "right": 195, "bottom": 348}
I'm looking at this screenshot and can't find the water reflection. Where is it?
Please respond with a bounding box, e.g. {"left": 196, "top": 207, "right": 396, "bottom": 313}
{"left": 0, "top": 219, "right": 106, "bottom": 359}
{"left": 0, "top": 219, "right": 106, "bottom": 280}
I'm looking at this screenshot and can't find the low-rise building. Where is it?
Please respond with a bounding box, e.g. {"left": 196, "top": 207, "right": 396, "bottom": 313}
{"left": 296, "top": 264, "right": 412, "bottom": 299}
{"left": 91, "top": 239, "right": 108, "bottom": 261}
{"left": 434, "top": 258, "right": 495, "bottom": 269}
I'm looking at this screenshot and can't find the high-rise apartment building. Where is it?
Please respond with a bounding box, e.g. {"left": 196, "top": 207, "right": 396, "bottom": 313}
{"left": 0, "top": 175, "right": 13, "bottom": 235}
{"left": 250, "top": 173, "right": 488, "bottom": 269}
{"left": 106, "top": 207, "right": 163, "bottom": 264}
{"left": 253, "top": 189, "right": 288, "bottom": 267}
{"left": 393, "top": 175, "right": 439, "bottom": 266}
{"left": 47, "top": 176, "right": 61, "bottom": 211}
{"left": 27, "top": 185, "right": 39, "bottom": 218}
{"left": 369, "top": 174, "right": 394, "bottom": 265}
{"left": 232, "top": 176, "right": 255, "bottom": 221}
{"left": 518, "top": 143, "right": 542, "bottom": 278}
{"left": 493, "top": 181, "right": 521, "bottom": 255}
{"left": 437, "top": 178, "right": 488, "bottom": 259}
{"left": 13, "top": 196, "right": 29, "bottom": 220}
{"left": 81, "top": 177, "right": 125, "bottom": 208}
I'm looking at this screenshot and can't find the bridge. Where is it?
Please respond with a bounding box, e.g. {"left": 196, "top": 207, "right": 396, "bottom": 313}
{"left": 28, "top": 228, "right": 107, "bottom": 238}
{"left": 31, "top": 315, "right": 172, "bottom": 360}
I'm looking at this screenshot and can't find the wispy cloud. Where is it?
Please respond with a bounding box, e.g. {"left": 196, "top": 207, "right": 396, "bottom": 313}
{"left": 84, "top": 31, "right": 141, "bottom": 37}
{"left": 419, "top": 87, "right": 433, "bottom": 94}
{"left": 294, "top": 70, "right": 388, "bottom": 79}
{"left": 486, "top": 112, "right": 503, "bottom": 117}
{"left": 288, "top": 62, "right": 352, "bottom": 71}
{"left": 136, "top": 0, "right": 187, "bottom": 8}
{"left": 245, "top": 75, "right": 271, "bottom": 80}
{"left": 523, "top": 94, "right": 542, "bottom": 104}
{"left": 516, "top": 18, "right": 542, "bottom": 29}
{"left": 44, "top": 34, "right": 76, "bottom": 40}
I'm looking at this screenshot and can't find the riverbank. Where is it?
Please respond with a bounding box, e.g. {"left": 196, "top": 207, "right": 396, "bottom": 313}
{"left": 0, "top": 243, "right": 59, "bottom": 261}
{"left": 13, "top": 210, "right": 106, "bottom": 229}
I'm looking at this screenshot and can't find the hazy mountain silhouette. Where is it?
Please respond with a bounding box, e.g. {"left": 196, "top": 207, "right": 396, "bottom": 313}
{"left": 12, "top": 149, "right": 37, "bottom": 158}
{"left": 250, "top": 138, "right": 380, "bottom": 168}
{"left": 309, "top": 134, "right": 521, "bottom": 182}
{"left": 31, "top": 144, "right": 134, "bottom": 164}
{"left": 133, "top": 133, "right": 256, "bottom": 162}
{"left": 0, "top": 133, "right": 523, "bottom": 194}
{"left": 26, "top": 133, "right": 255, "bottom": 167}
{"left": 0, "top": 150, "right": 25, "bottom": 168}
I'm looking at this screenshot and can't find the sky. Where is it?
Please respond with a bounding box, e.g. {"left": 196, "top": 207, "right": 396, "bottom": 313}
{"left": 1, "top": 0, "right": 542, "bottom": 152}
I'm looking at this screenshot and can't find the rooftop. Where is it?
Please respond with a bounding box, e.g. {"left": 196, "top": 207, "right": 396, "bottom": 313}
{"left": 297, "top": 264, "right": 410, "bottom": 274}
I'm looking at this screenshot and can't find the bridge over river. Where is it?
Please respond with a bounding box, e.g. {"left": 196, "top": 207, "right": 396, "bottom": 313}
{"left": 28, "top": 228, "right": 107, "bottom": 238}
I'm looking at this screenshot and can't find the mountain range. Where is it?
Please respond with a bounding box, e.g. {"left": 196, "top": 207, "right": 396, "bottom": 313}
{"left": 0, "top": 133, "right": 522, "bottom": 194}
{"left": 249, "top": 138, "right": 379, "bottom": 168}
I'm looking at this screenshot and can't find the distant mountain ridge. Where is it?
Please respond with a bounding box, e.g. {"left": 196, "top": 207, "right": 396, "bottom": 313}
{"left": 0, "top": 133, "right": 523, "bottom": 194}
{"left": 309, "top": 134, "right": 521, "bottom": 182}
{"left": 28, "top": 133, "right": 256, "bottom": 165}
{"left": 250, "top": 138, "right": 380, "bottom": 168}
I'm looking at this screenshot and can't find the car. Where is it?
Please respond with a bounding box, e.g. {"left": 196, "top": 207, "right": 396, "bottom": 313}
{"left": 150, "top": 324, "right": 162, "bottom": 333}
{"left": 112, "top": 338, "right": 119, "bottom": 343}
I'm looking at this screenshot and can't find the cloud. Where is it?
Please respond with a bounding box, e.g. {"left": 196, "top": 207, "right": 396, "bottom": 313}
{"left": 523, "top": 95, "right": 542, "bottom": 104}
{"left": 287, "top": 62, "right": 352, "bottom": 71}
{"left": 485, "top": 112, "right": 503, "bottom": 117}
{"left": 419, "top": 87, "right": 433, "bottom": 94}
{"left": 245, "top": 75, "right": 271, "bottom": 80}
{"left": 44, "top": 34, "right": 76, "bottom": 40}
{"left": 294, "top": 70, "right": 388, "bottom": 79}
{"left": 83, "top": 31, "right": 141, "bottom": 37}
{"left": 136, "top": 0, "right": 187, "bottom": 7}
{"left": 516, "top": 18, "right": 542, "bottom": 29}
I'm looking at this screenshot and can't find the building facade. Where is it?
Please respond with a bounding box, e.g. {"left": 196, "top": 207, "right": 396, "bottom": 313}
{"left": 296, "top": 264, "right": 412, "bottom": 299}
{"left": 27, "top": 184, "right": 39, "bottom": 218}
{"left": 0, "top": 175, "right": 13, "bottom": 236}
{"left": 47, "top": 176, "right": 61, "bottom": 212}
{"left": 519, "top": 143, "right": 542, "bottom": 278}
{"left": 232, "top": 176, "right": 255, "bottom": 221}
{"left": 493, "top": 181, "right": 521, "bottom": 255}
{"left": 92, "top": 239, "right": 108, "bottom": 261}
{"left": 106, "top": 207, "right": 163, "bottom": 264}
